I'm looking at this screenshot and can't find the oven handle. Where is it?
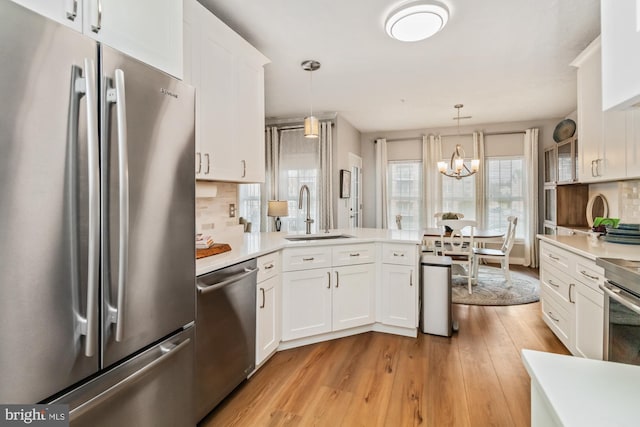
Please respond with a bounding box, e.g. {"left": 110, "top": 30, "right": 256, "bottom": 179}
{"left": 600, "top": 283, "right": 640, "bottom": 315}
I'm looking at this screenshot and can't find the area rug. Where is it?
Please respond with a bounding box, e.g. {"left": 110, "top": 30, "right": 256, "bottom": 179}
{"left": 452, "top": 265, "right": 540, "bottom": 306}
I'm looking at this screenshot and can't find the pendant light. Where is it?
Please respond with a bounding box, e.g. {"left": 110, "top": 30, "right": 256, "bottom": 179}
{"left": 437, "top": 104, "right": 480, "bottom": 179}
{"left": 301, "top": 60, "right": 320, "bottom": 138}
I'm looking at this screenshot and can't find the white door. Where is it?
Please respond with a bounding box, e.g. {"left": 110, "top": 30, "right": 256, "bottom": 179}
{"left": 574, "top": 285, "right": 604, "bottom": 360}
{"left": 256, "top": 275, "right": 279, "bottom": 365}
{"left": 332, "top": 265, "right": 374, "bottom": 331}
{"left": 381, "top": 264, "right": 416, "bottom": 328}
{"left": 348, "top": 153, "right": 363, "bottom": 228}
{"left": 282, "top": 269, "right": 332, "bottom": 341}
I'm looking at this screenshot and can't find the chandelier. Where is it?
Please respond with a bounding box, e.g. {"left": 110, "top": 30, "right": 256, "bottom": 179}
{"left": 437, "top": 104, "right": 479, "bottom": 179}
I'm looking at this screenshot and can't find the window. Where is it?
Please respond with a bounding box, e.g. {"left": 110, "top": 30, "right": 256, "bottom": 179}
{"left": 441, "top": 171, "right": 476, "bottom": 220}
{"left": 278, "top": 129, "right": 320, "bottom": 233}
{"left": 484, "top": 156, "right": 525, "bottom": 239}
{"left": 387, "top": 161, "right": 422, "bottom": 230}
{"left": 238, "top": 183, "right": 261, "bottom": 232}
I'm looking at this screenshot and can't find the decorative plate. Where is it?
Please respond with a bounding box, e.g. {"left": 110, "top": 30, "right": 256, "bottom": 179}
{"left": 553, "top": 119, "right": 577, "bottom": 142}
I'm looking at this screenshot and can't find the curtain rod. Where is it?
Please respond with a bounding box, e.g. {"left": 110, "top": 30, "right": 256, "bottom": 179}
{"left": 270, "top": 122, "right": 334, "bottom": 131}
{"left": 439, "top": 130, "right": 526, "bottom": 138}
{"left": 378, "top": 130, "right": 526, "bottom": 142}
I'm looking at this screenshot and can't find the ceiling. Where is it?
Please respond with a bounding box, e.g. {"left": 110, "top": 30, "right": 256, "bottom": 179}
{"left": 197, "top": 0, "right": 601, "bottom": 133}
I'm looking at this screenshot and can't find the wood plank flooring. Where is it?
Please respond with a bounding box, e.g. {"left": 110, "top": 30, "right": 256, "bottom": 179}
{"left": 201, "top": 266, "right": 570, "bottom": 427}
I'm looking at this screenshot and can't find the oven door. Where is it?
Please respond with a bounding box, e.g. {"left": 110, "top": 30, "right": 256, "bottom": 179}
{"left": 600, "top": 281, "right": 640, "bottom": 365}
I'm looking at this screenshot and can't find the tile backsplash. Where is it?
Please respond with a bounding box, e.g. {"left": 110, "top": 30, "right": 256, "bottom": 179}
{"left": 620, "top": 180, "right": 640, "bottom": 223}
{"left": 196, "top": 182, "right": 239, "bottom": 238}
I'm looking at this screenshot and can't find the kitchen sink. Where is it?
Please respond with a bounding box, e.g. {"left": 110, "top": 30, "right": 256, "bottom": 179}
{"left": 285, "top": 234, "right": 354, "bottom": 242}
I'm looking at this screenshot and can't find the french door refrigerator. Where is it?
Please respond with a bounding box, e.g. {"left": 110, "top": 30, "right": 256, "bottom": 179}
{"left": 0, "top": 2, "right": 196, "bottom": 425}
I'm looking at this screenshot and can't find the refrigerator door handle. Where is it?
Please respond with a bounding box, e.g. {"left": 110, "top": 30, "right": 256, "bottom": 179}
{"left": 72, "top": 58, "right": 100, "bottom": 358}
{"left": 106, "top": 69, "right": 129, "bottom": 342}
{"left": 69, "top": 337, "right": 191, "bottom": 421}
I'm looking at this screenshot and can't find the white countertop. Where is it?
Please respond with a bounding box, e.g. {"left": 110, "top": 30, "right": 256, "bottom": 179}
{"left": 537, "top": 234, "right": 640, "bottom": 261}
{"left": 522, "top": 349, "right": 640, "bottom": 427}
{"left": 196, "top": 228, "right": 422, "bottom": 276}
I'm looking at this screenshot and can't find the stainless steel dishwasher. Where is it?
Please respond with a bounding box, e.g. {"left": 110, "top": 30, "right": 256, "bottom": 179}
{"left": 195, "top": 258, "right": 258, "bottom": 422}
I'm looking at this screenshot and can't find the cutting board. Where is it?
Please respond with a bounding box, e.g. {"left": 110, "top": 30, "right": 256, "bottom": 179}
{"left": 196, "top": 243, "right": 232, "bottom": 259}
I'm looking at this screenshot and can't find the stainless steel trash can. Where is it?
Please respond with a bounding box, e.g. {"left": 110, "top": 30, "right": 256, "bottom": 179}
{"left": 421, "top": 255, "right": 455, "bottom": 336}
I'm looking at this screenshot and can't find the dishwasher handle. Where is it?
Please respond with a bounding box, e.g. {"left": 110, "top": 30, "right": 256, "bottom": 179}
{"left": 197, "top": 267, "right": 258, "bottom": 295}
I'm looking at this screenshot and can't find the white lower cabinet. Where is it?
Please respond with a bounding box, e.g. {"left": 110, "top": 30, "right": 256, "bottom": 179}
{"left": 380, "top": 264, "right": 416, "bottom": 328}
{"left": 379, "top": 243, "right": 418, "bottom": 329}
{"left": 574, "top": 283, "right": 604, "bottom": 359}
{"left": 539, "top": 241, "right": 604, "bottom": 359}
{"left": 256, "top": 252, "right": 280, "bottom": 366}
{"left": 281, "top": 244, "right": 376, "bottom": 341}
{"left": 332, "top": 264, "right": 375, "bottom": 331}
{"left": 282, "top": 268, "right": 333, "bottom": 341}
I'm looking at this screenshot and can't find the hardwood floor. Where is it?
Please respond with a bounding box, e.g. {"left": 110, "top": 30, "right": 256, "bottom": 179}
{"left": 201, "top": 266, "right": 569, "bottom": 427}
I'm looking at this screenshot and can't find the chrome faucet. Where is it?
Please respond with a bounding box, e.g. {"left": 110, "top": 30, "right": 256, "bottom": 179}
{"left": 298, "top": 184, "right": 314, "bottom": 234}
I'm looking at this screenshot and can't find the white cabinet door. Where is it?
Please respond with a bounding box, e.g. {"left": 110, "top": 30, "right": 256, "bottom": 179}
{"left": 256, "top": 275, "right": 280, "bottom": 366}
{"left": 332, "top": 265, "right": 375, "bottom": 331}
{"left": 381, "top": 264, "right": 416, "bottom": 329}
{"left": 626, "top": 110, "right": 640, "bottom": 179}
{"left": 282, "top": 269, "right": 332, "bottom": 341}
{"left": 574, "top": 284, "right": 604, "bottom": 360}
{"left": 601, "top": 0, "right": 640, "bottom": 111}
{"left": 10, "top": 0, "right": 83, "bottom": 32}
{"left": 83, "top": 0, "right": 183, "bottom": 78}
{"left": 11, "top": 0, "right": 182, "bottom": 78}
{"left": 574, "top": 38, "right": 627, "bottom": 182}
{"left": 183, "top": 0, "right": 268, "bottom": 183}
{"left": 233, "top": 57, "right": 266, "bottom": 183}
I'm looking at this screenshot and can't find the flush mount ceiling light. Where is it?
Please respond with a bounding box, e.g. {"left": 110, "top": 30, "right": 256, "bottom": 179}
{"left": 385, "top": 2, "right": 449, "bottom": 42}
{"left": 301, "top": 60, "right": 320, "bottom": 138}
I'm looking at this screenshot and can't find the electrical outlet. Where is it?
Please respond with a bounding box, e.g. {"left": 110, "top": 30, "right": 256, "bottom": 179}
{"left": 229, "top": 203, "right": 236, "bottom": 218}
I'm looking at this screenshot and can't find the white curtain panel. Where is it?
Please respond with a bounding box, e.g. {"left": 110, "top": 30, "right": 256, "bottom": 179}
{"left": 473, "top": 131, "right": 485, "bottom": 227}
{"left": 263, "top": 126, "right": 279, "bottom": 231}
{"left": 319, "top": 122, "right": 334, "bottom": 231}
{"left": 523, "top": 128, "right": 539, "bottom": 267}
{"left": 423, "top": 135, "right": 443, "bottom": 228}
{"left": 375, "top": 138, "right": 389, "bottom": 228}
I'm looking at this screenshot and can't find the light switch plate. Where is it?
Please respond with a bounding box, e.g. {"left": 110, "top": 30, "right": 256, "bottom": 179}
{"left": 229, "top": 204, "right": 236, "bottom": 218}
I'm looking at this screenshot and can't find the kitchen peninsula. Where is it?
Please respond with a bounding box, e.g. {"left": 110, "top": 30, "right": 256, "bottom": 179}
{"left": 197, "top": 228, "right": 422, "bottom": 361}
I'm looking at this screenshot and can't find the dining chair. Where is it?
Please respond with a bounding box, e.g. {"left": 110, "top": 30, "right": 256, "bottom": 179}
{"left": 436, "top": 219, "right": 477, "bottom": 294}
{"left": 472, "top": 216, "right": 518, "bottom": 287}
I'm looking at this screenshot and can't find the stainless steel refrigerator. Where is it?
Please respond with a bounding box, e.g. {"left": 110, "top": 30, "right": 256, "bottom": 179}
{"left": 0, "top": 2, "right": 196, "bottom": 425}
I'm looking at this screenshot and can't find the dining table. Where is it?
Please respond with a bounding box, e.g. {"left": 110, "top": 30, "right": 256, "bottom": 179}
{"left": 421, "top": 227, "right": 505, "bottom": 250}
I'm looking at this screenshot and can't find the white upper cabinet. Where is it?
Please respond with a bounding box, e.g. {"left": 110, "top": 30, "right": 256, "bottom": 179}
{"left": 183, "top": 0, "right": 269, "bottom": 183}
{"left": 571, "top": 37, "right": 627, "bottom": 182}
{"left": 601, "top": 0, "right": 640, "bottom": 111}
{"left": 10, "top": 0, "right": 83, "bottom": 32}
{"left": 11, "top": 0, "right": 183, "bottom": 79}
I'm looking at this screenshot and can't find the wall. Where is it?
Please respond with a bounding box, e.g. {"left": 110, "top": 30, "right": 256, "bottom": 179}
{"left": 334, "top": 115, "right": 362, "bottom": 228}
{"left": 195, "top": 181, "right": 242, "bottom": 241}
{"left": 360, "top": 117, "right": 563, "bottom": 229}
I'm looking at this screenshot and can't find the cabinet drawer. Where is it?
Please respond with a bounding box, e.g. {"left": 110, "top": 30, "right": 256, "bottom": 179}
{"left": 540, "top": 242, "right": 570, "bottom": 270}
{"left": 541, "top": 294, "right": 571, "bottom": 350}
{"left": 282, "top": 246, "right": 332, "bottom": 272}
{"left": 381, "top": 243, "right": 416, "bottom": 266}
{"left": 332, "top": 243, "right": 376, "bottom": 267}
{"left": 540, "top": 262, "right": 573, "bottom": 304}
{"left": 257, "top": 251, "right": 280, "bottom": 283}
{"left": 573, "top": 258, "right": 605, "bottom": 293}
